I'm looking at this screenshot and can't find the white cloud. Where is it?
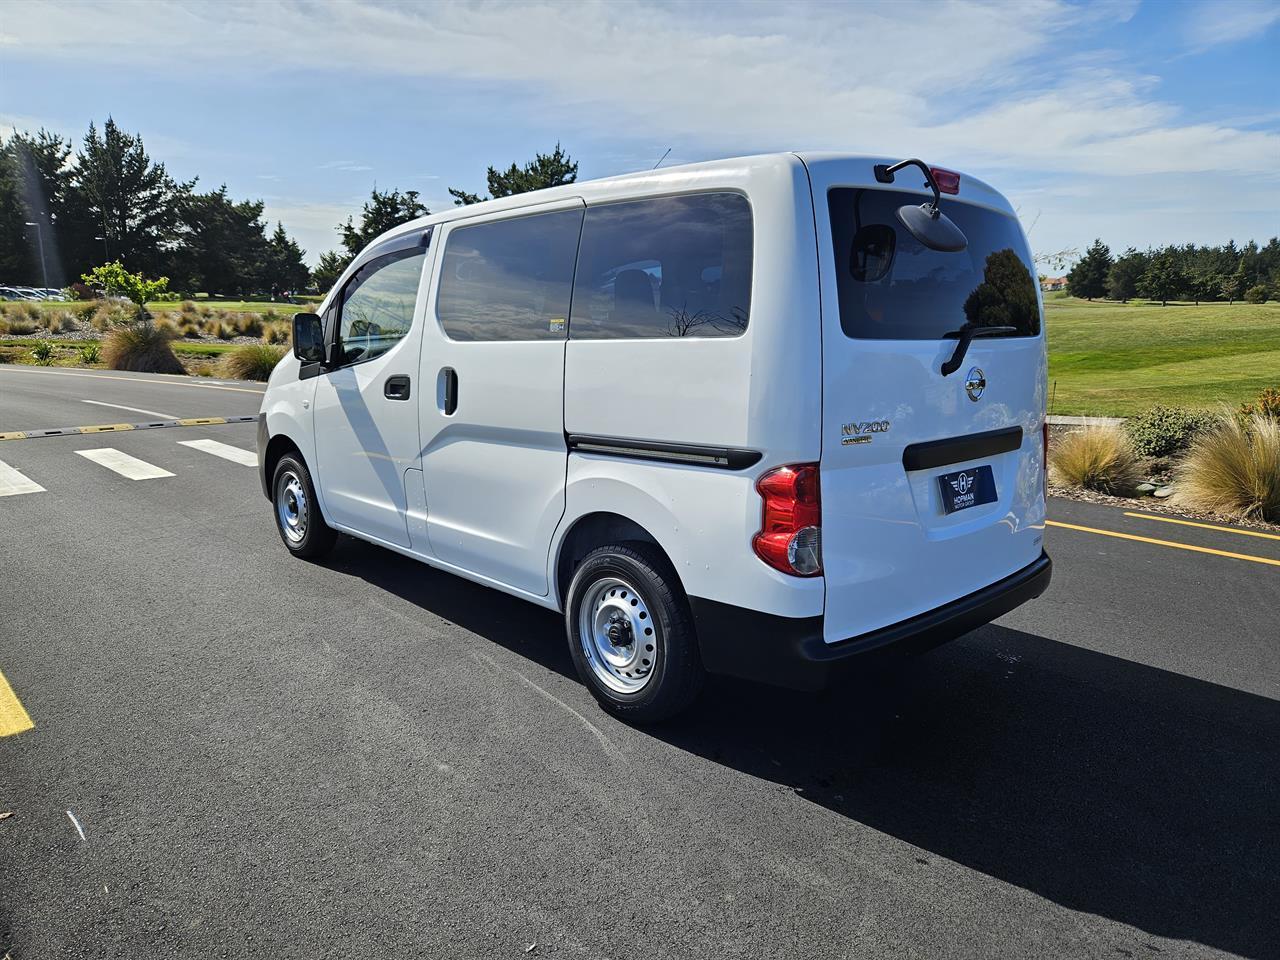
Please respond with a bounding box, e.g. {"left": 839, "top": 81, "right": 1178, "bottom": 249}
{"left": 1183, "top": 0, "right": 1280, "bottom": 49}
{"left": 4, "top": 0, "right": 1277, "bottom": 261}
{"left": 318, "top": 160, "right": 374, "bottom": 172}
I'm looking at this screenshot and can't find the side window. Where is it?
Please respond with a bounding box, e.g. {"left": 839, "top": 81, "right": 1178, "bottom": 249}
{"left": 437, "top": 208, "right": 583, "bottom": 342}
{"left": 569, "top": 193, "right": 753, "bottom": 340}
{"left": 337, "top": 247, "right": 427, "bottom": 366}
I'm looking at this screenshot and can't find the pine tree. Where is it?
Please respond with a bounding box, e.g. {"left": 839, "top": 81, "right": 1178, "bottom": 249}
{"left": 1106, "top": 248, "right": 1146, "bottom": 302}
{"left": 1066, "top": 239, "right": 1111, "bottom": 300}
{"left": 1138, "top": 252, "right": 1186, "bottom": 306}
{"left": 448, "top": 143, "right": 577, "bottom": 206}
{"left": 264, "top": 221, "right": 310, "bottom": 295}
{"left": 72, "top": 118, "right": 187, "bottom": 277}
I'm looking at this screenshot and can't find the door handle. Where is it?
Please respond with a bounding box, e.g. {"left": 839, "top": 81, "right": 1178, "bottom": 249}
{"left": 440, "top": 367, "right": 458, "bottom": 415}
{"left": 384, "top": 374, "right": 411, "bottom": 400}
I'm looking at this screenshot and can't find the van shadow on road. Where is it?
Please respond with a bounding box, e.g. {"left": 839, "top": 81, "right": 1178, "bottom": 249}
{"left": 333, "top": 538, "right": 1278, "bottom": 959}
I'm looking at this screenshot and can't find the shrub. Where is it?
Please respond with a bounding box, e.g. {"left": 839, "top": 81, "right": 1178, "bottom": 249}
{"left": 1239, "top": 387, "right": 1280, "bottom": 421}
{"left": 181, "top": 300, "right": 198, "bottom": 314}
{"left": 1049, "top": 424, "right": 1143, "bottom": 494}
{"left": 263, "top": 321, "right": 292, "bottom": 345}
{"left": 1124, "top": 406, "right": 1214, "bottom": 459}
{"left": 79, "top": 342, "right": 102, "bottom": 364}
{"left": 29, "top": 340, "right": 55, "bottom": 365}
{"left": 90, "top": 301, "right": 134, "bottom": 331}
{"left": 101, "top": 321, "right": 184, "bottom": 374}
{"left": 219, "top": 342, "right": 285, "bottom": 381}
{"left": 232, "top": 313, "right": 263, "bottom": 337}
{"left": 1243, "top": 285, "right": 1269, "bottom": 304}
{"left": 7, "top": 318, "right": 38, "bottom": 335}
{"left": 156, "top": 318, "right": 179, "bottom": 337}
{"left": 1175, "top": 414, "right": 1280, "bottom": 521}
{"left": 180, "top": 321, "right": 202, "bottom": 339}
{"left": 203, "top": 319, "right": 234, "bottom": 340}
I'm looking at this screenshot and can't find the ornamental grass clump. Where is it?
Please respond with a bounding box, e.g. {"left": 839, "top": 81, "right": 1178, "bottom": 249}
{"left": 1049, "top": 423, "right": 1143, "bottom": 495}
{"left": 101, "top": 321, "right": 184, "bottom": 374}
{"left": 219, "top": 342, "right": 285, "bottom": 381}
{"left": 1174, "top": 414, "right": 1280, "bottom": 522}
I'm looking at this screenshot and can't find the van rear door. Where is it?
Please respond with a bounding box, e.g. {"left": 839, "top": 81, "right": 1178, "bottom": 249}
{"left": 803, "top": 158, "right": 1047, "bottom": 644}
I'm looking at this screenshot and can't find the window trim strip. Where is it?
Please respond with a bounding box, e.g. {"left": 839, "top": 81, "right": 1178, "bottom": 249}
{"left": 566, "top": 434, "right": 762, "bottom": 470}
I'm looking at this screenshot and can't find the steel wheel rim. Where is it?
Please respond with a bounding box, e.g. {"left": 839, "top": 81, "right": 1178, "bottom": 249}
{"left": 578, "top": 576, "right": 657, "bottom": 694}
{"left": 276, "top": 471, "right": 308, "bottom": 544}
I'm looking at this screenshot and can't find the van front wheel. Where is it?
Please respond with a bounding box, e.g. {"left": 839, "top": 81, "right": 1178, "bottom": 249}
{"left": 566, "top": 543, "right": 704, "bottom": 722}
{"left": 271, "top": 454, "right": 337, "bottom": 559}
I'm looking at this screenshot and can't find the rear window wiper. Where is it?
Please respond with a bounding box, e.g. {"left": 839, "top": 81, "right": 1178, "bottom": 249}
{"left": 940, "top": 325, "right": 1017, "bottom": 376}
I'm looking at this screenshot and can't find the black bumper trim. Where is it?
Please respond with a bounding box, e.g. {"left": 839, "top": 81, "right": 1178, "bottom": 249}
{"left": 690, "top": 551, "right": 1052, "bottom": 691}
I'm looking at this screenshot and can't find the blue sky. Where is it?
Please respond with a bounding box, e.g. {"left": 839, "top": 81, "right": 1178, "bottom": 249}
{"left": 2, "top": 0, "right": 1278, "bottom": 267}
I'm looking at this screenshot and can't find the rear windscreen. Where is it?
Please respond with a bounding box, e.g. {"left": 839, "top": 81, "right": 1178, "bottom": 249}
{"left": 828, "top": 188, "right": 1040, "bottom": 340}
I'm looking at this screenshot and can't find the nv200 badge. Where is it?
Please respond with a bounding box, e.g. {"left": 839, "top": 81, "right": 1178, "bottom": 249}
{"left": 841, "top": 420, "right": 890, "bottom": 445}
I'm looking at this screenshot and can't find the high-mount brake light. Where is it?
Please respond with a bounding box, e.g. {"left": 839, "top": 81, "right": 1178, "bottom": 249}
{"left": 753, "top": 464, "right": 822, "bottom": 577}
{"left": 930, "top": 167, "right": 961, "bottom": 195}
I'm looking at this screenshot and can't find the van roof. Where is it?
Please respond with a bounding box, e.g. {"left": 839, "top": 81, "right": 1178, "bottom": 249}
{"left": 363, "top": 151, "right": 1015, "bottom": 263}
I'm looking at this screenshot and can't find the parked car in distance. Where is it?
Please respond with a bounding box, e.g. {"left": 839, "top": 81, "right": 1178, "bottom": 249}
{"left": 257, "top": 152, "right": 1052, "bottom": 722}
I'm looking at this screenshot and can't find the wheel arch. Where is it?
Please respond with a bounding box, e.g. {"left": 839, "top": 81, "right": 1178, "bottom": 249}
{"left": 553, "top": 511, "right": 678, "bottom": 611}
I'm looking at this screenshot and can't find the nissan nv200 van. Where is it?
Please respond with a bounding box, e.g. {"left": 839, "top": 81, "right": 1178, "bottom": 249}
{"left": 258, "top": 153, "right": 1052, "bottom": 722}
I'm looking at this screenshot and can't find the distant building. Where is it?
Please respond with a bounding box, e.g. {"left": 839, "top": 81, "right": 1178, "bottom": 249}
{"left": 1041, "top": 276, "right": 1068, "bottom": 292}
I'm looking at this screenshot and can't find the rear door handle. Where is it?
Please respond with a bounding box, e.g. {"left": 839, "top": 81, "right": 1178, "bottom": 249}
{"left": 440, "top": 367, "right": 458, "bottom": 415}
{"left": 384, "top": 374, "right": 411, "bottom": 400}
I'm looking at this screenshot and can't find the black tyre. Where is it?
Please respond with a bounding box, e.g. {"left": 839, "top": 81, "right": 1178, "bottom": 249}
{"left": 271, "top": 453, "right": 337, "bottom": 559}
{"left": 565, "top": 542, "right": 704, "bottom": 722}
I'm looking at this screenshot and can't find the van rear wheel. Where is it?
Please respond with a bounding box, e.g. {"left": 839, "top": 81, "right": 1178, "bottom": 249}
{"left": 271, "top": 453, "right": 337, "bottom": 559}
{"left": 565, "top": 543, "right": 703, "bottom": 722}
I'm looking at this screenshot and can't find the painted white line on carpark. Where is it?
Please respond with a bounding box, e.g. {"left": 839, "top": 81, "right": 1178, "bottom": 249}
{"left": 0, "top": 460, "right": 46, "bottom": 497}
{"left": 82, "top": 399, "right": 178, "bottom": 419}
{"left": 75, "top": 448, "right": 175, "bottom": 480}
{"left": 178, "top": 438, "right": 258, "bottom": 467}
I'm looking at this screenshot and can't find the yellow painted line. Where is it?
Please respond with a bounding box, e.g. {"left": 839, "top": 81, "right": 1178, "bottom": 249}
{"left": 79, "top": 423, "right": 135, "bottom": 434}
{"left": 1123, "top": 511, "right": 1280, "bottom": 542}
{"left": 0, "top": 431, "right": 26, "bottom": 441}
{"left": 178, "top": 417, "right": 227, "bottom": 426}
{"left": 1046, "top": 519, "right": 1280, "bottom": 567}
{"left": 0, "top": 366, "right": 264, "bottom": 394}
{"left": 0, "top": 668, "right": 34, "bottom": 738}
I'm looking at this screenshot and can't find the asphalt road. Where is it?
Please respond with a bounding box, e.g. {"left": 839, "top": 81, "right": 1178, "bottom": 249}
{"left": 1, "top": 365, "right": 1276, "bottom": 959}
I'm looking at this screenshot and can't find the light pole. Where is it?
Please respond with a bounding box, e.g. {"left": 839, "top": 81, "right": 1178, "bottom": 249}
{"left": 95, "top": 235, "right": 109, "bottom": 262}
{"left": 23, "top": 221, "right": 49, "bottom": 289}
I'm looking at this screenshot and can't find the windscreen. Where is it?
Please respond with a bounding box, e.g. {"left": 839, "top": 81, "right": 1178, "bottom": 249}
{"left": 828, "top": 187, "right": 1039, "bottom": 340}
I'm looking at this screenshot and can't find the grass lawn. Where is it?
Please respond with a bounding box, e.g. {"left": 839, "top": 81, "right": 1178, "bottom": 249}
{"left": 1046, "top": 297, "right": 1280, "bottom": 416}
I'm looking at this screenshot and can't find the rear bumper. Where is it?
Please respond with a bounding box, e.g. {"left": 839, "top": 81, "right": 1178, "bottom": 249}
{"left": 690, "top": 551, "right": 1052, "bottom": 691}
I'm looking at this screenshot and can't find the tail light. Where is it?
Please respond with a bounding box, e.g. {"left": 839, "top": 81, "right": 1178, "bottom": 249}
{"left": 753, "top": 464, "right": 822, "bottom": 577}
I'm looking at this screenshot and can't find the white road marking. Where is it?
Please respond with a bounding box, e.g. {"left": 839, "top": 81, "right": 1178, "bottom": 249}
{"left": 0, "top": 460, "right": 46, "bottom": 497}
{"left": 81, "top": 399, "right": 178, "bottom": 419}
{"left": 178, "top": 438, "right": 258, "bottom": 467}
{"left": 75, "top": 448, "right": 175, "bottom": 480}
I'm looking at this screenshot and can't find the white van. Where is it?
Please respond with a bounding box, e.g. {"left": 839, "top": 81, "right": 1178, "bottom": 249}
{"left": 258, "top": 153, "right": 1051, "bottom": 721}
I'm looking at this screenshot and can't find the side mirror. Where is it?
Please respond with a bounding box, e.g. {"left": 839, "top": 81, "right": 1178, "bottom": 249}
{"left": 292, "top": 313, "right": 325, "bottom": 364}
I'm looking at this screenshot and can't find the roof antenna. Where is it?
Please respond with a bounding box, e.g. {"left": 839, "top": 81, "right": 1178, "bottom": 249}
{"left": 652, "top": 148, "right": 671, "bottom": 170}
